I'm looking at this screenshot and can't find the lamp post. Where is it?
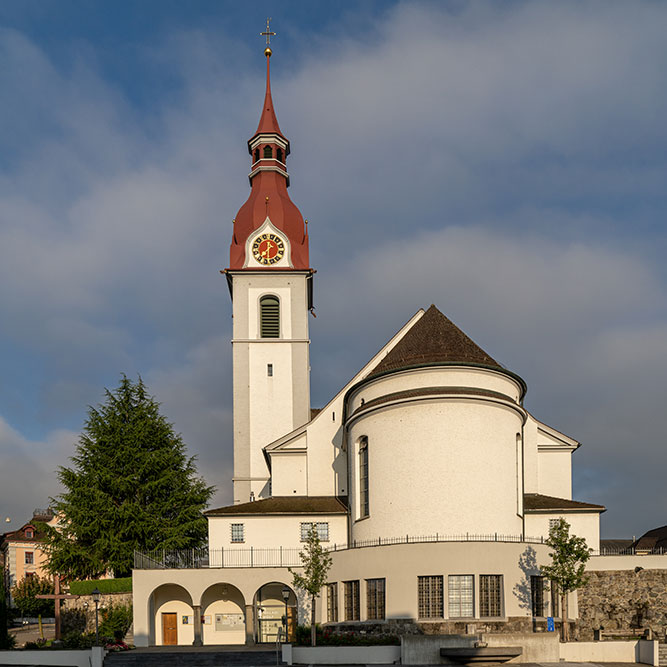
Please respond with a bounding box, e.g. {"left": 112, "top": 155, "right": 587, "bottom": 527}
{"left": 281, "top": 587, "right": 290, "bottom": 642}
{"left": 91, "top": 588, "right": 101, "bottom": 646}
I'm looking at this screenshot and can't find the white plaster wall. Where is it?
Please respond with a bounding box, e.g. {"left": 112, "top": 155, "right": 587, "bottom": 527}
{"left": 152, "top": 585, "right": 195, "bottom": 646}
{"left": 522, "top": 416, "right": 539, "bottom": 494}
{"left": 348, "top": 399, "right": 524, "bottom": 540}
{"left": 201, "top": 584, "right": 246, "bottom": 645}
{"left": 587, "top": 554, "right": 667, "bottom": 571}
{"left": 208, "top": 514, "right": 347, "bottom": 551}
{"left": 537, "top": 450, "right": 572, "bottom": 499}
{"left": 524, "top": 513, "right": 600, "bottom": 551}
{"left": 271, "top": 453, "right": 307, "bottom": 496}
{"left": 304, "top": 402, "right": 347, "bottom": 497}
{"left": 325, "top": 541, "right": 551, "bottom": 621}
{"left": 348, "top": 366, "right": 523, "bottom": 413}
{"left": 560, "top": 640, "right": 639, "bottom": 663}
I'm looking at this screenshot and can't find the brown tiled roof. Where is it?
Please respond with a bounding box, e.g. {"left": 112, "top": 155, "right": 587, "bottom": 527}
{"left": 310, "top": 408, "right": 322, "bottom": 420}
{"left": 524, "top": 493, "right": 606, "bottom": 513}
{"left": 369, "top": 305, "right": 502, "bottom": 377}
{"left": 633, "top": 525, "right": 667, "bottom": 551}
{"left": 351, "top": 386, "right": 516, "bottom": 416}
{"left": 205, "top": 496, "right": 348, "bottom": 516}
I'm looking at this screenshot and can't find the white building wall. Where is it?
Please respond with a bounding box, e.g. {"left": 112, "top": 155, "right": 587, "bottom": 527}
{"left": 208, "top": 514, "right": 348, "bottom": 551}
{"left": 537, "top": 450, "right": 573, "bottom": 499}
{"left": 524, "top": 512, "right": 600, "bottom": 551}
{"left": 348, "top": 396, "right": 525, "bottom": 541}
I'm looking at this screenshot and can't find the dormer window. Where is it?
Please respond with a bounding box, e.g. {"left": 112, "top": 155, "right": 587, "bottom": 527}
{"left": 25, "top": 527, "right": 34, "bottom": 539}
{"left": 263, "top": 145, "right": 273, "bottom": 159}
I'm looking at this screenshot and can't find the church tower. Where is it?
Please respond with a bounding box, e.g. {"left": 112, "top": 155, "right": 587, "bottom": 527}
{"left": 225, "top": 42, "right": 312, "bottom": 504}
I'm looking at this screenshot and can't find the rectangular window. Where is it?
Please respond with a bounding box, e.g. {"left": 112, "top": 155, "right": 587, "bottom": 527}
{"left": 267, "top": 363, "right": 273, "bottom": 377}
{"left": 549, "top": 518, "right": 560, "bottom": 531}
{"left": 344, "top": 580, "right": 360, "bottom": 621}
{"left": 230, "top": 523, "right": 244, "bottom": 543}
{"left": 359, "top": 438, "right": 369, "bottom": 518}
{"left": 24, "top": 552, "right": 34, "bottom": 565}
{"left": 366, "top": 578, "right": 385, "bottom": 620}
{"left": 448, "top": 575, "right": 474, "bottom": 618}
{"left": 300, "top": 522, "right": 329, "bottom": 542}
{"left": 480, "top": 575, "right": 503, "bottom": 617}
{"left": 327, "top": 583, "right": 338, "bottom": 622}
{"left": 531, "top": 575, "right": 545, "bottom": 617}
{"left": 418, "top": 575, "right": 444, "bottom": 618}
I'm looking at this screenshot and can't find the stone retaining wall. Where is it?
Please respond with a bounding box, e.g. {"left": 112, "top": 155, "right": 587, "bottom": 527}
{"left": 63, "top": 591, "right": 132, "bottom": 634}
{"left": 576, "top": 569, "right": 667, "bottom": 641}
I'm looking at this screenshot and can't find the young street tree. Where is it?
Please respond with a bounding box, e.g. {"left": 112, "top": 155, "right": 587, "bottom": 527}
{"left": 44, "top": 375, "right": 214, "bottom": 579}
{"left": 289, "top": 526, "right": 332, "bottom": 647}
{"left": 12, "top": 576, "right": 55, "bottom": 637}
{"left": 541, "top": 518, "right": 591, "bottom": 642}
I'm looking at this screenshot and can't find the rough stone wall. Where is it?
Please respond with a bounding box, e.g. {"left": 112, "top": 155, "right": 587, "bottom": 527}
{"left": 419, "top": 618, "right": 533, "bottom": 635}
{"left": 63, "top": 591, "right": 132, "bottom": 634}
{"left": 575, "top": 569, "right": 667, "bottom": 641}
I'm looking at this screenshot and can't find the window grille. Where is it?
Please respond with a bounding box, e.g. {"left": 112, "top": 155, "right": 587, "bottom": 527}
{"left": 418, "top": 576, "right": 443, "bottom": 618}
{"left": 366, "top": 578, "right": 386, "bottom": 620}
{"left": 480, "top": 575, "right": 503, "bottom": 617}
{"left": 448, "top": 575, "right": 474, "bottom": 617}
{"left": 327, "top": 583, "right": 338, "bottom": 622}
{"left": 300, "top": 522, "right": 329, "bottom": 542}
{"left": 531, "top": 575, "right": 545, "bottom": 617}
{"left": 359, "top": 437, "right": 369, "bottom": 518}
{"left": 260, "top": 296, "right": 280, "bottom": 338}
{"left": 231, "top": 523, "right": 244, "bottom": 543}
{"left": 344, "top": 580, "right": 360, "bottom": 621}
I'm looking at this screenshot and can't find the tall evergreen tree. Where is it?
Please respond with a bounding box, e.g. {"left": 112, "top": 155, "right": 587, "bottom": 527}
{"left": 44, "top": 375, "right": 214, "bottom": 579}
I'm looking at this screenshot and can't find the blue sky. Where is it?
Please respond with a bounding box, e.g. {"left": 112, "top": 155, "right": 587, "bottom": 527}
{"left": 1, "top": 1, "right": 666, "bottom": 539}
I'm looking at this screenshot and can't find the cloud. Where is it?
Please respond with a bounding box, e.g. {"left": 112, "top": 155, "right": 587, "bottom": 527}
{"left": 0, "top": 2, "right": 666, "bottom": 538}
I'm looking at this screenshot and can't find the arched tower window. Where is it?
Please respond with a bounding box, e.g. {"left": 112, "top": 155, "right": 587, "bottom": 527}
{"left": 276, "top": 147, "right": 283, "bottom": 163}
{"left": 254, "top": 148, "right": 260, "bottom": 162}
{"left": 359, "top": 437, "right": 369, "bottom": 518}
{"left": 260, "top": 295, "right": 280, "bottom": 338}
{"left": 263, "top": 145, "right": 273, "bottom": 159}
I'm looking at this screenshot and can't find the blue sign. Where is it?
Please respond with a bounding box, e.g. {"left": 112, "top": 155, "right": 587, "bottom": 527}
{"left": 547, "top": 617, "right": 555, "bottom": 632}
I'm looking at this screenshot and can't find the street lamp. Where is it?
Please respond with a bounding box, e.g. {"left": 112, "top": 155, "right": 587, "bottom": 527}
{"left": 281, "top": 587, "right": 290, "bottom": 642}
{"left": 91, "top": 588, "right": 101, "bottom": 645}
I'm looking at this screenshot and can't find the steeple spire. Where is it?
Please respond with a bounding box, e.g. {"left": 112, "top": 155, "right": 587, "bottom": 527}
{"left": 227, "top": 24, "right": 310, "bottom": 271}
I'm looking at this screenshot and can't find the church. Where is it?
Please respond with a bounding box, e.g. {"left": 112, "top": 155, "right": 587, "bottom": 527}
{"left": 131, "top": 43, "right": 605, "bottom": 648}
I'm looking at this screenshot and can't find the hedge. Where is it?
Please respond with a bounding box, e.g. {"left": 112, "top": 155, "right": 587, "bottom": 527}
{"left": 69, "top": 578, "right": 132, "bottom": 595}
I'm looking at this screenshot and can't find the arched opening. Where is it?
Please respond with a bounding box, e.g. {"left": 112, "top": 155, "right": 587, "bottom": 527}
{"left": 276, "top": 147, "right": 284, "bottom": 163}
{"left": 260, "top": 295, "right": 280, "bottom": 338}
{"left": 253, "top": 147, "right": 260, "bottom": 162}
{"left": 201, "top": 583, "right": 246, "bottom": 645}
{"left": 263, "top": 145, "right": 273, "bottom": 158}
{"left": 149, "top": 584, "right": 194, "bottom": 646}
{"left": 254, "top": 582, "right": 297, "bottom": 644}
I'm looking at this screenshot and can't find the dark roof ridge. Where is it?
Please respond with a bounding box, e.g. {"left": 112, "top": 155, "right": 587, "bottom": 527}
{"left": 205, "top": 495, "right": 348, "bottom": 516}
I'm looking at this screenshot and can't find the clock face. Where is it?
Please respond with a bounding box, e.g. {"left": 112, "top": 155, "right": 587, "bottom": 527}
{"left": 251, "top": 233, "right": 285, "bottom": 265}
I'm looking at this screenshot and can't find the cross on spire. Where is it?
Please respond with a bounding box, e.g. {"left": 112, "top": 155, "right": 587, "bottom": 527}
{"left": 260, "top": 18, "right": 276, "bottom": 46}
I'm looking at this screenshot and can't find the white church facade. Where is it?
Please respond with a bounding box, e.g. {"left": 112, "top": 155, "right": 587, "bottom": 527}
{"left": 131, "top": 45, "right": 605, "bottom": 648}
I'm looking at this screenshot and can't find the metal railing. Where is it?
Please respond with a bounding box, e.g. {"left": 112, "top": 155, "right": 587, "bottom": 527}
{"left": 593, "top": 546, "right": 667, "bottom": 556}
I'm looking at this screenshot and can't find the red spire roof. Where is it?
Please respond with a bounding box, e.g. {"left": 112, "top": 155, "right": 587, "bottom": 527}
{"left": 228, "top": 48, "right": 309, "bottom": 270}
{"left": 254, "top": 52, "right": 283, "bottom": 137}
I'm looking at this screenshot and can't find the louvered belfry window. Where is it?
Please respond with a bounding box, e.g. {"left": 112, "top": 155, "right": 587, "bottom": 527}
{"left": 260, "top": 295, "right": 280, "bottom": 338}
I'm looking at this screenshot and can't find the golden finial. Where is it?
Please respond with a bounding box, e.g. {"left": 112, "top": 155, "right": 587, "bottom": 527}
{"left": 261, "top": 18, "right": 275, "bottom": 56}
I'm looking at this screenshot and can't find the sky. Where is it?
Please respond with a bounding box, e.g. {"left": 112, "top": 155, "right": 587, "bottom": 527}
{"left": 0, "top": 0, "right": 666, "bottom": 540}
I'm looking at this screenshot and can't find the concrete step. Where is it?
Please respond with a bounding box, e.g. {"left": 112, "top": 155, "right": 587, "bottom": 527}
{"left": 105, "top": 648, "right": 284, "bottom": 667}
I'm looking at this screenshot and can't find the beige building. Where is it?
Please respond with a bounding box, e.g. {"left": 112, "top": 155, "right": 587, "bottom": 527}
{"left": 132, "top": 47, "right": 605, "bottom": 647}
{"left": 1, "top": 509, "right": 57, "bottom": 607}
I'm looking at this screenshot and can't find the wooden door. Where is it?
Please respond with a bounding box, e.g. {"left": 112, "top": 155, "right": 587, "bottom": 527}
{"left": 162, "top": 612, "right": 178, "bottom": 646}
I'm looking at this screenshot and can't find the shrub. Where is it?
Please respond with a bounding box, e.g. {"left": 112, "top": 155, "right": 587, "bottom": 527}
{"left": 62, "top": 632, "right": 99, "bottom": 649}
{"left": 99, "top": 603, "right": 132, "bottom": 641}
{"left": 61, "top": 608, "right": 87, "bottom": 635}
{"left": 69, "top": 578, "right": 132, "bottom": 596}
{"left": 294, "top": 624, "right": 400, "bottom": 646}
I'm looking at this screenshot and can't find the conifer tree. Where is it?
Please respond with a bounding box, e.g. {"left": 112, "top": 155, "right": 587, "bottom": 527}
{"left": 44, "top": 375, "right": 214, "bottom": 579}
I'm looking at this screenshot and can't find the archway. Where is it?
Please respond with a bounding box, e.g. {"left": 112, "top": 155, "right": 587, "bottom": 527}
{"left": 254, "top": 582, "right": 297, "bottom": 643}
{"left": 200, "top": 583, "right": 246, "bottom": 645}
{"left": 149, "top": 583, "right": 194, "bottom": 646}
